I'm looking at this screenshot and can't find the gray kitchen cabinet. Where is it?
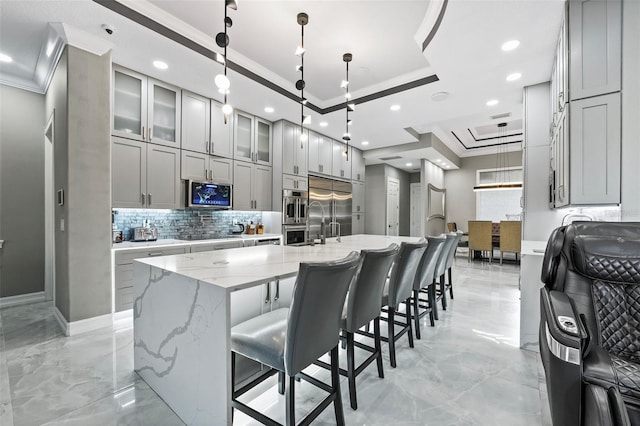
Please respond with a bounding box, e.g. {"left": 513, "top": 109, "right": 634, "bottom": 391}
{"left": 352, "top": 181, "right": 365, "bottom": 213}
{"left": 211, "top": 101, "right": 234, "bottom": 158}
{"left": 552, "top": 108, "right": 569, "bottom": 208}
{"left": 351, "top": 148, "right": 365, "bottom": 182}
{"left": 114, "top": 246, "right": 189, "bottom": 312}
{"left": 569, "top": 92, "right": 620, "bottom": 205}
{"left": 352, "top": 213, "right": 365, "bottom": 235}
{"left": 190, "top": 240, "right": 244, "bottom": 253}
{"left": 569, "top": 0, "right": 621, "bottom": 101}
{"left": 112, "top": 137, "right": 181, "bottom": 209}
{"left": 283, "top": 174, "right": 308, "bottom": 191}
{"left": 112, "top": 66, "right": 181, "bottom": 147}
{"left": 332, "top": 141, "right": 352, "bottom": 180}
{"left": 234, "top": 111, "right": 272, "bottom": 166}
{"left": 308, "top": 130, "right": 333, "bottom": 175}
{"left": 233, "top": 161, "right": 272, "bottom": 211}
{"left": 181, "top": 90, "right": 210, "bottom": 154}
{"left": 282, "top": 121, "right": 308, "bottom": 177}
{"left": 181, "top": 151, "right": 233, "bottom": 183}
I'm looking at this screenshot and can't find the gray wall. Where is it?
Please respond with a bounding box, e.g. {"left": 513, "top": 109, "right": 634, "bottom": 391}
{"left": 46, "top": 46, "right": 112, "bottom": 322}
{"left": 444, "top": 151, "right": 522, "bottom": 232}
{"left": 0, "top": 85, "right": 45, "bottom": 298}
{"left": 364, "top": 163, "right": 411, "bottom": 236}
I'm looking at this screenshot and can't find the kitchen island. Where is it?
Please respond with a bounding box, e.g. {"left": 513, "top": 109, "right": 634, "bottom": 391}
{"left": 133, "top": 235, "right": 417, "bottom": 425}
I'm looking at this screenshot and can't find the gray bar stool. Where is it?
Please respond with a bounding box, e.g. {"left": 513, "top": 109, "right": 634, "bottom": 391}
{"left": 434, "top": 234, "right": 457, "bottom": 312}
{"left": 412, "top": 236, "right": 446, "bottom": 339}
{"left": 443, "top": 231, "right": 463, "bottom": 300}
{"left": 380, "top": 241, "right": 427, "bottom": 368}
{"left": 230, "top": 252, "right": 361, "bottom": 426}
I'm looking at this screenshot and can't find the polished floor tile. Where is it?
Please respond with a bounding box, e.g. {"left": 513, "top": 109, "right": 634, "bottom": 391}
{"left": 0, "top": 256, "right": 551, "bottom": 426}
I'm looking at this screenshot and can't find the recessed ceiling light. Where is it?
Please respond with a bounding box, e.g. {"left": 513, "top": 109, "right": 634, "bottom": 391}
{"left": 506, "top": 72, "right": 522, "bottom": 82}
{"left": 390, "top": 104, "right": 401, "bottom": 111}
{"left": 501, "top": 40, "right": 520, "bottom": 51}
{"left": 445, "top": 165, "right": 451, "bottom": 168}
{"left": 153, "top": 60, "right": 168, "bottom": 70}
{"left": 0, "top": 53, "right": 13, "bottom": 63}
{"left": 264, "top": 107, "right": 274, "bottom": 113}
{"left": 436, "top": 159, "right": 442, "bottom": 163}
{"left": 319, "top": 121, "right": 328, "bottom": 127}
{"left": 486, "top": 99, "right": 499, "bottom": 107}
{"left": 431, "top": 92, "right": 449, "bottom": 102}
{"left": 361, "top": 141, "right": 369, "bottom": 146}
{"left": 406, "top": 162, "right": 413, "bottom": 167}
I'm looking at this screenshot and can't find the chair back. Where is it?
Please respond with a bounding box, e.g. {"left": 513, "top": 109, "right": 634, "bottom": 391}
{"left": 444, "top": 232, "right": 462, "bottom": 269}
{"left": 413, "top": 237, "right": 446, "bottom": 290}
{"left": 344, "top": 244, "right": 399, "bottom": 332}
{"left": 499, "top": 221, "right": 522, "bottom": 253}
{"left": 285, "top": 251, "right": 361, "bottom": 376}
{"left": 468, "top": 221, "right": 493, "bottom": 252}
{"left": 447, "top": 222, "right": 458, "bottom": 232}
{"left": 435, "top": 234, "right": 457, "bottom": 278}
{"left": 387, "top": 242, "right": 427, "bottom": 308}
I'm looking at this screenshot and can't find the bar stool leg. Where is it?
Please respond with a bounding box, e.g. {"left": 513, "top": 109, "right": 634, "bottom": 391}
{"left": 285, "top": 376, "right": 295, "bottom": 426}
{"left": 448, "top": 268, "right": 454, "bottom": 299}
{"left": 413, "top": 289, "right": 421, "bottom": 340}
{"left": 430, "top": 282, "right": 439, "bottom": 321}
{"left": 374, "top": 317, "right": 384, "bottom": 379}
{"left": 331, "top": 346, "right": 346, "bottom": 426}
{"left": 440, "top": 274, "right": 447, "bottom": 310}
{"left": 231, "top": 352, "right": 236, "bottom": 422}
{"left": 388, "top": 307, "right": 397, "bottom": 368}
{"left": 346, "top": 331, "right": 357, "bottom": 410}
{"left": 405, "top": 300, "right": 414, "bottom": 349}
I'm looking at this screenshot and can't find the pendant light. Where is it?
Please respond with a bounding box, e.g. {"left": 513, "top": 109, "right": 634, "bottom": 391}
{"left": 296, "top": 12, "right": 309, "bottom": 148}
{"left": 342, "top": 53, "right": 352, "bottom": 161}
{"left": 215, "top": 0, "right": 237, "bottom": 124}
{"left": 473, "top": 122, "right": 523, "bottom": 191}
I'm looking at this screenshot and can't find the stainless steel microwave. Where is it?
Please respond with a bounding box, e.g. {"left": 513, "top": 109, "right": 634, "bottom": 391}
{"left": 187, "top": 181, "right": 232, "bottom": 209}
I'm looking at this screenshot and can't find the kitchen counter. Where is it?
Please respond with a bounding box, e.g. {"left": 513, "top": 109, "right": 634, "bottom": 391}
{"left": 520, "top": 240, "right": 548, "bottom": 352}
{"left": 132, "top": 234, "right": 418, "bottom": 425}
{"left": 112, "top": 233, "right": 282, "bottom": 251}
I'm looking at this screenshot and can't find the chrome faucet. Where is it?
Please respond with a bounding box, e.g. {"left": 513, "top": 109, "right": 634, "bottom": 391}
{"left": 308, "top": 200, "right": 326, "bottom": 244}
{"left": 329, "top": 221, "right": 341, "bottom": 243}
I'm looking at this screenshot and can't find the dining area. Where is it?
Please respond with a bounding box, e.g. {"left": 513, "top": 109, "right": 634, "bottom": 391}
{"left": 463, "top": 220, "right": 522, "bottom": 264}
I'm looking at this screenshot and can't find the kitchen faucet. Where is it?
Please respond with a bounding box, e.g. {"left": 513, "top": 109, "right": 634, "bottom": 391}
{"left": 328, "top": 221, "right": 341, "bottom": 243}
{"left": 308, "top": 200, "right": 326, "bottom": 244}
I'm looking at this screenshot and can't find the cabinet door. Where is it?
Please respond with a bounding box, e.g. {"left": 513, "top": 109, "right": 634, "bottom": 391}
{"left": 351, "top": 148, "right": 365, "bottom": 182}
{"left": 282, "top": 174, "right": 308, "bottom": 191}
{"left": 569, "top": 0, "right": 621, "bottom": 100}
{"left": 112, "top": 68, "right": 147, "bottom": 141}
{"left": 352, "top": 181, "right": 365, "bottom": 213}
{"left": 332, "top": 140, "right": 346, "bottom": 178}
{"left": 181, "top": 150, "right": 208, "bottom": 181}
{"left": 112, "top": 137, "right": 147, "bottom": 208}
{"left": 253, "top": 165, "right": 272, "bottom": 211}
{"left": 282, "top": 121, "right": 296, "bottom": 175}
{"left": 234, "top": 111, "right": 254, "bottom": 162}
{"left": 181, "top": 91, "right": 210, "bottom": 154}
{"left": 308, "top": 131, "right": 321, "bottom": 174}
{"left": 352, "top": 213, "right": 365, "bottom": 235}
{"left": 233, "top": 161, "right": 253, "bottom": 210}
{"left": 255, "top": 118, "right": 272, "bottom": 166}
{"left": 211, "top": 102, "right": 234, "bottom": 158}
{"left": 147, "top": 144, "right": 182, "bottom": 209}
{"left": 148, "top": 79, "right": 181, "bottom": 147}
{"left": 210, "top": 156, "right": 233, "bottom": 184}
{"left": 318, "top": 135, "right": 333, "bottom": 175}
{"left": 570, "top": 92, "right": 620, "bottom": 205}
{"left": 294, "top": 129, "right": 308, "bottom": 176}
{"left": 555, "top": 109, "right": 569, "bottom": 207}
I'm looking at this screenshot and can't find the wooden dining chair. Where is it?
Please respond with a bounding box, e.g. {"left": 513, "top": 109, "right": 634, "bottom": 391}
{"left": 499, "top": 221, "right": 522, "bottom": 264}
{"left": 467, "top": 221, "right": 493, "bottom": 263}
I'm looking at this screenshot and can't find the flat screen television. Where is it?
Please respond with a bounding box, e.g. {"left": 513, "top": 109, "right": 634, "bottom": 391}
{"left": 187, "top": 181, "right": 233, "bottom": 209}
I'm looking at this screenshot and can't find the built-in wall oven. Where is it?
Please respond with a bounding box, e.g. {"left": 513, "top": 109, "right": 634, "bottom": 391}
{"left": 282, "top": 190, "right": 308, "bottom": 225}
{"left": 283, "top": 225, "right": 308, "bottom": 246}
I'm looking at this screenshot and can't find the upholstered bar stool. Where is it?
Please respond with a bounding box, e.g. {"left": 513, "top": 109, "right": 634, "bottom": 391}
{"left": 230, "top": 252, "right": 361, "bottom": 426}
{"left": 317, "top": 244, "right": 398, "bottom": 410}
{"left": 412, "top": 236, "right": 446, "bottom": 339}
{"left": 380, "top": 242, "right": 427, "bottom": 368}
{"left": 433, "top": 234, "right": 457, "bottom": 312}
{"left": 443, "top": 232, "right": 462, "bottom": 301}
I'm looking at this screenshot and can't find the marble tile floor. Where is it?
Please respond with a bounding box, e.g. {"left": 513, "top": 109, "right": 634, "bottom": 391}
{"left": 0, "top": 257, "right": 552, "bottom": 426}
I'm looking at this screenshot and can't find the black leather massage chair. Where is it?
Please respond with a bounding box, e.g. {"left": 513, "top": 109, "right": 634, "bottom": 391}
{"left": 540, "top": 222, "right": 640, "bottom": 426}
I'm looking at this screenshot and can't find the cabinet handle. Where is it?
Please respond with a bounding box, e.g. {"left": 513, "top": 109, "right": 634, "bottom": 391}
{"left": 148, "top": 252, "right": 165, "bottom": 257}
{"left": 147, "top": 193, "right": 152, "bottom": 205}
{"left": 274, "top": 279, "right": 280, "bottom": 302}
{"left": 141, "top": 193, "right": 146, "bottom": 205}
{"left": 142, "top": 126, "right": 145, "bottom": 140}
{"left": 264, "top": 282, "right": 271, "bottom": 304}
{"left": 149, "top": 128, "right": 153, "bottom": 141}
{"left": 206, "top": 141, "right": 209, "bottom": 153}
{"left": 210, "top": 142, "right": 214, "bottom": 154}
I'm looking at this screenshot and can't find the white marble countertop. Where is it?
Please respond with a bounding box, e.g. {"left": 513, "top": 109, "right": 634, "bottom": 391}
{"left": 521, "top": 240, "right": 547, "bottom": 256}
{"left": 112, "top": 233, "right": 282, "bottom": 251}
{"left": 135, "top": 234, "right": 417, "bottom": 292}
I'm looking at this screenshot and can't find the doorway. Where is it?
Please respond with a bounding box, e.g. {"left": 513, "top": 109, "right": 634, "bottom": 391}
{"left": 386, "top": 177, "right": 399, "bottom": 236}
{"left": 410, "top": 183, "right": 422, "bottom": 237}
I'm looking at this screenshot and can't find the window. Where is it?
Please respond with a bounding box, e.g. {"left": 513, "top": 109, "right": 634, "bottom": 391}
{"left": 475, "top": 167, "right": 523, "bottom": 222}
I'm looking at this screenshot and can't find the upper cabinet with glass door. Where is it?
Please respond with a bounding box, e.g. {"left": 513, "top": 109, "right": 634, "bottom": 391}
{"left": 233, "top": 110, "right": 272, "bottom": 166}
{"left": 112, "top": 66, "right": 181, "bottom": 147}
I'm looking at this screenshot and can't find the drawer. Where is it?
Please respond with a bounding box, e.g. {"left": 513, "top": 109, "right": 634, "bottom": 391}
{"left": 115, "top": 287, "right": 134, "bottom": 312}
{"left": 115, "top": 264, "right": 133, "bottom": 289}
{"left": 115, "top": 246, "right": 189, "bottom": 264}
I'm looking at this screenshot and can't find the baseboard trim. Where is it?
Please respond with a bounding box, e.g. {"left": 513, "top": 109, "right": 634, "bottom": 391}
{"left": 53, "top": 308, "right": 114, "bottom": 337}
{"left": 113, "top": 309, "right": 133, "bottom": 331}
{"left": 0, "top": 291, "right": 45, "bottom": 308}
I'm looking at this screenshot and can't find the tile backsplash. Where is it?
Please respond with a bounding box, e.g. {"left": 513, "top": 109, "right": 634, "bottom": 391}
{"left": 113, "top": 209, "right": 264, "bottom": 241}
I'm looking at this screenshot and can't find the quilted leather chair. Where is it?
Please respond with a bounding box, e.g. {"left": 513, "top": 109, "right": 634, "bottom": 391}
{"left": 539, "top": 222, "right": 640, "bottom": 426}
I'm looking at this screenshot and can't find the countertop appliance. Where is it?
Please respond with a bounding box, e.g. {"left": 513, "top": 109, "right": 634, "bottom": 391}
{"left": 308, "top": 176, "right": 352, "bottom": 239}
{"left": 132, "top": 227, "right": 158, "bottom": 242}
{"left": 283, "top": 225, "right": 308, "bottom": 246}
{"left": 282, "top": 190, "right": 308, "bottom": 225}
{"left": 187, "top": 180, "right": 232, "bottom": 209}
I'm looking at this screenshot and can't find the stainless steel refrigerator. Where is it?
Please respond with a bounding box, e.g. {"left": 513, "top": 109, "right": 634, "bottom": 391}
{"left": 308, "top": 176, "right": 352, "bottom": 239}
